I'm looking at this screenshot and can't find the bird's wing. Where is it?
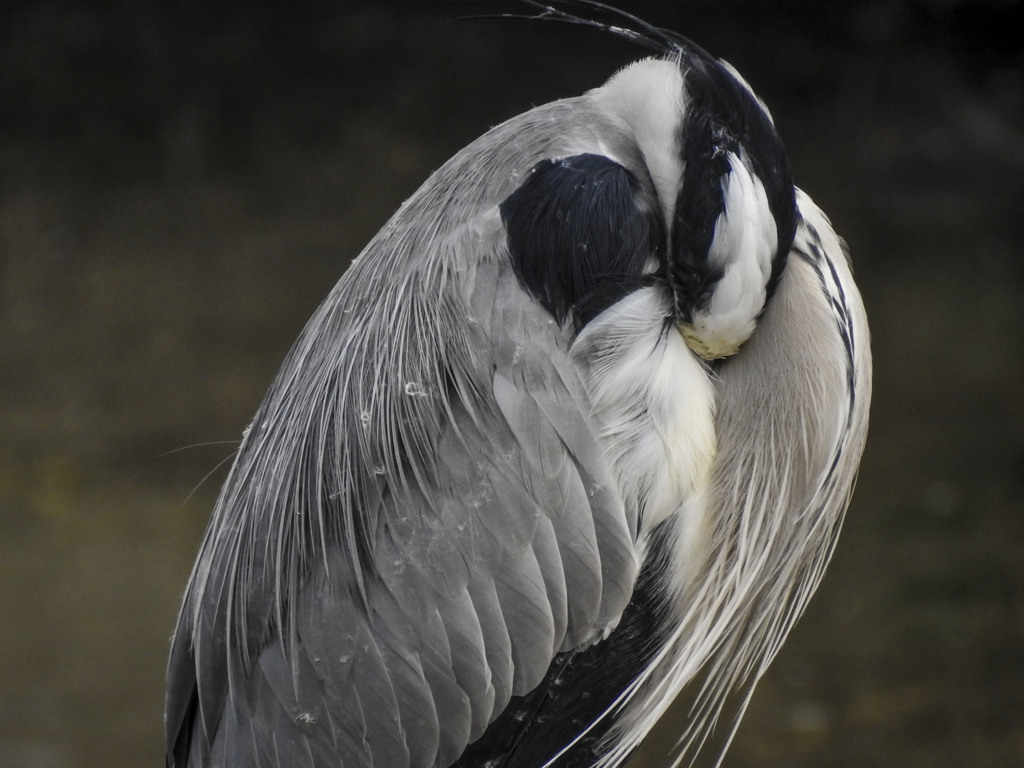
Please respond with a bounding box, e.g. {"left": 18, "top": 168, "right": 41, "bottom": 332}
{"left": 165, "top": 146, "right": 661, "bottom": 767}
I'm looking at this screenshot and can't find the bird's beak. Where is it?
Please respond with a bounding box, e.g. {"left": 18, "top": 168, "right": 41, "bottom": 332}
{"left": 677, "top": 322, "right": 743, "bottom": 361}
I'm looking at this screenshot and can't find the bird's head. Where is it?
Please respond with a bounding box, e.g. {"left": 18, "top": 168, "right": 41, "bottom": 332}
{"left": 595, "top": 51, "right": 798, "bottom": 360}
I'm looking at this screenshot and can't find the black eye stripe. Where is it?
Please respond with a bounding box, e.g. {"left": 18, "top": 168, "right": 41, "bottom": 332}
{"left": 500, "top": 153, "right": 663, "bottom": 329}
{"left": 670, "top": 108, "right": 732, "bottom": 322}
{"left": 669, "top": 62, "right": 798, "bottom": 320}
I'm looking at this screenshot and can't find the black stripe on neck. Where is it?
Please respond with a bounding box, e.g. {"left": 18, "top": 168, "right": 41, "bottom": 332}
{"left": 670, "top": 60, "right": 797, "bottom": 321}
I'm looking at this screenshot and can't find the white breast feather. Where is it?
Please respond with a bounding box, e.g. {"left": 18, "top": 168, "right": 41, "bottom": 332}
{"left": 571, "top": 289, "right": 716, "bottom": 544}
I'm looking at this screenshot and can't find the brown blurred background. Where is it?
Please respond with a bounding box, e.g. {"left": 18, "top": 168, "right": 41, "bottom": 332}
{"left": 1, "top": 1, "right": 1022, "bottom": 766}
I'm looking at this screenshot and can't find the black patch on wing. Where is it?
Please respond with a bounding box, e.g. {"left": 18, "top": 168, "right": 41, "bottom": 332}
{"left": 670, "top": 58, "right": 798, "bottom": 322}
{"left": 451, "top": 522, "right": 675, "bottom": 767}
{"left": 500, "top": 153, "right": 663, "bottom": 329}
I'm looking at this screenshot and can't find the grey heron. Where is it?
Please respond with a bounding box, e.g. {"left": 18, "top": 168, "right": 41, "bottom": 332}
{"left": 165, "top": 3, "right": 871, "bottom": 766}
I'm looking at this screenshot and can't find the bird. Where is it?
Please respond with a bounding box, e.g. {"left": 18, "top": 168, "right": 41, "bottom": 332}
{"left": 164, "top": 3, "right": 871, "bottom": 767}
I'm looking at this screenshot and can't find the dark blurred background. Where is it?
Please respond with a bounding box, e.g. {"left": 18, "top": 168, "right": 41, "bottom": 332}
{"left": 1, "top": 1, "right": 1022, "bottom": 766}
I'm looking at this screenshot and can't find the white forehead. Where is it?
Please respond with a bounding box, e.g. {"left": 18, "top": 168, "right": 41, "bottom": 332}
{"left": 591, "top": 58, "right": 686, "bottom": 227}
{"left": 596, "top": 57, "right": 686, "bottom": 137}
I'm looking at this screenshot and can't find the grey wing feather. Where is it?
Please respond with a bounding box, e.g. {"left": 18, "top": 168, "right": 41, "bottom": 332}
{"left": 166, "top": 101, "right": 645, "bottom": 767}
